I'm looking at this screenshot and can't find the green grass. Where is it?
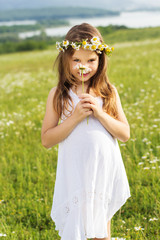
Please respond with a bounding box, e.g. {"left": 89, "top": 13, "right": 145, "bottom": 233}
{"left": 0, "top": 34, "right": 160, "bottom": 239}
{"left": 100, "top": 26, "right": 160, "bottom": 44}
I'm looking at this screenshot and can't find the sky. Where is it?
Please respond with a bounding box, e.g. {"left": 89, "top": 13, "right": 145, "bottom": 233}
{"left": 0, "top": 0, "right": 160, "bottom": 11}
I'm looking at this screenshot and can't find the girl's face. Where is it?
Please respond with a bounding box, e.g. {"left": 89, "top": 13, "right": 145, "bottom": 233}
{"left": 69, "top": 48, "right": 99, "bottom": 84}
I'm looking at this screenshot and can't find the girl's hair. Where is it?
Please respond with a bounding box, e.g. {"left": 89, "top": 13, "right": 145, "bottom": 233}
{"left": 53, "top": 23, "right": 118, "bottom": 120}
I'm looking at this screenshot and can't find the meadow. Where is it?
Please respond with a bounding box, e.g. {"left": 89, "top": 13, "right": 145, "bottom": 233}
{"left": 0, "top": 34, "right": 160, "bottom": 239}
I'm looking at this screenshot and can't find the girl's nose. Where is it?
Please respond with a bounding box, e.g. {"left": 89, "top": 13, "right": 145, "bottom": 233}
{"left": 81, "top": 63, "right": 89, "bottom": 67}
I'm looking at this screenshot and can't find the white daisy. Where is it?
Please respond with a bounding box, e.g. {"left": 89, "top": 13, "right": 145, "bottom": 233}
{"left": 134, "top": 226, "right": 144, "bottom": 231}
{"left": 73, "top": 63, "right": 92, "bottom": 76}
{"left": 90, "top": 44, "right": 98, "bottom": 51}
{"left": 62, "top": 40, "right": 69, "bottom": 48}
{"left": 91, "top": 36, "right": 100, "bottom": 44}
{"left": 103, "top": 44, "right": 109, "bottom": 49}
{"left": 56, "top": 41, "right": 61, "bottom": 48}
{"left": 75, "top": 45, "right": 81, "bottom": 50}
{"left": 149, "top": 217, "right": 158, "bottom": 221}
{"left": 71, "top": 42, "right": 77, "bottom": 49}
{"left": 58, "top": 47, "right": 65, "bottom": 52}
{"left": 83, "top": 44, "right": 91, "bottom": 50}
{"left": 0, "top": 233, "right": 7, "bottom": 237}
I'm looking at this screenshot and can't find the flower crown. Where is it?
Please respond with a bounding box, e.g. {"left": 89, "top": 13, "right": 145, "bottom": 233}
{"left": 56, "top": 36, "right": 114, "bottom": 56}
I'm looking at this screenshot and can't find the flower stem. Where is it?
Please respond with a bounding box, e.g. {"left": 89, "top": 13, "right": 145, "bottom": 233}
{"left": 81, "top": 70, "right": 89, "bottom": 124}
{"left": 82, "top": 70, "right": 84, "bottom": 93}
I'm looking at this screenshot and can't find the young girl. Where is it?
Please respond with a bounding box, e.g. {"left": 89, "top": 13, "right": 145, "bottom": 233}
{"left": 41, "top": 23, "right": 131, "bottom": 240}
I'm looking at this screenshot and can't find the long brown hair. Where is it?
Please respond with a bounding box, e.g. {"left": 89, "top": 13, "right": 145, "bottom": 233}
{"left": 53, "top": 23, "right": 118, "bottom": 120}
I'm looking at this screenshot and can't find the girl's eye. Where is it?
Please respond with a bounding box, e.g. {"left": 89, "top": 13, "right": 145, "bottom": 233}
{"left": 74, "top": 59, "right": 80, "bottom": 62}
{"left": 88, "top": 59, "right": 95, "bottom": 62}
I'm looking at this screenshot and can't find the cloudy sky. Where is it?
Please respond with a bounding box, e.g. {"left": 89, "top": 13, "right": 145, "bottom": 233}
{"left": 0, "top": 0, "right": 160, "bottom": 11}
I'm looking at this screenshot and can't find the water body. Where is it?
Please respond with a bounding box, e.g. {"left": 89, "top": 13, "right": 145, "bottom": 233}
{"left": 0, "top": 11, "right": 160, "bottom": 38}
{"left": 0, "top": 20, "right": 37, "bottom": 26}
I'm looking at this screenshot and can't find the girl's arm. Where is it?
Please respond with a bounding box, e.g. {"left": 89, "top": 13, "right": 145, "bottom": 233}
{"left": 97, "top": 86, "right": 130, "bottom": 142}
{"left": 41, "top": 87, "right": 92, "bottom": 149}
{"left": 79, "top": 86, "right": 130, "bottom": 142}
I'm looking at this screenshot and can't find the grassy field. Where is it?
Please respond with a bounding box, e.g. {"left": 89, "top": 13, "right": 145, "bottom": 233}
{"left": 0, "top": 34, "right": 160, "bottom": 239}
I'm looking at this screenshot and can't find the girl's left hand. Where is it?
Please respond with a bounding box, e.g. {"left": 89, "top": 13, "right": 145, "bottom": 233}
{"left": 78, "top": 93, "right": 103, "bottom": 119}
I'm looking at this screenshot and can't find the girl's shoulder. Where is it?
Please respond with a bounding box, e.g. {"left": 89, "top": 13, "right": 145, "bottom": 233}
{"left": 45, "top": 86, "right": 58, "bottom": 108}
{"left": 46, "top": 86, "right": 58, "bottom": 101}
{"left": 49, "top": 86, "right": 57, "bottom": 95}
{"left": 111, "top": 84, "right": 117, "bottom": 91}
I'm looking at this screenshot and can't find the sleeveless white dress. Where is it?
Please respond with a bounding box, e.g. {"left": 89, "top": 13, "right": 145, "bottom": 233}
{"left": 51, "top": 89, "right": 131, "bottom": 240}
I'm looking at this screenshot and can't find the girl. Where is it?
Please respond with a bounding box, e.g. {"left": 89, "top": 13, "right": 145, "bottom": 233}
{"left": 41, "top": 23, "right": 131, "bottom": 240}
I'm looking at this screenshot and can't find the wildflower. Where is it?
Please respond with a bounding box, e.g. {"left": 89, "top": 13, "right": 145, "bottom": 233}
{"left": 90, "top": 36, "right": 100, "bottom": 44}
{"left": 120, "top": 143, "right": 126, "bottom": 146}
{"left": 105, "top": 48, "right": 111, "bottom": 54}
{"left": 150, "top": 160, "right": 158, "bottom": 163}
{"left": 138, "top": 162, "right": 144, "bottom": 165}
{"left": 75, "top": 45, "right": 81, "bottom": 50}
{"left": 56, "top": 36, "right": 114, "bottom": 56}
{"left": 83, "top": 44, "right": 91, "bottom": 50}
{"left": 0, "top": 200, "right": 4, "bottom": 204}
{"left": 111, "top": 238, "right": 126, "bottom": 240}
{"left": 6, "top": 120, "right": 14, "bottom": 126}
{"left": 82, "top": 40, "right": 87, "bottom": 46}
{"left": 74, "top": 63, "right": 92, "bottom": 75}
{"left": 56, "top": 41, "right": 60, "bottom": 48}
{"left": 62, "top": 40, "right": 69, "bottom": 48}
{"left": 134, "top": 226, "right": 144, "bottom": 231}
{"left": 130, "top": 138, "right": 136, "bottom": 141}
{"left": 71, "top": 42, "right": 77, "bottom": 49}
{"left": 104, "top": 44, "right": 109, "bottom": 48}
{"left": 91, "top": 44, "right": 97, "bottom": 51}
{"left": 142, "top": 138, "right": 148, "bottom": 142}
{"left": 36, "top": 198, "right": 44, "bottom": 201}
{"left": 98, "top": 44, "right": 104, "bottom": 51}
{"left": 149, "top": 217, "right": 158, "bottom": 221}
{"left": 152, "top": 124, "right": 157, "bottom": 128}
{"left": 0, "top": 233, "right": 7, "bottom": 237}
{"left": 96, "top": 50, "right": 102, "bottom": 54}
{"left": 73, "top": 63, "right": 92, "bottom": 125}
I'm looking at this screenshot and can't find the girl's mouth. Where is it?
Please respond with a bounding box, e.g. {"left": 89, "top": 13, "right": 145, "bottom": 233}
{"left": 78, "top": 72, "right": 90, "bottom": 77}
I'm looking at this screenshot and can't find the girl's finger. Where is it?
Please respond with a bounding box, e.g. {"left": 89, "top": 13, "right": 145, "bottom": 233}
{"left": 79, "top": 94, "right": 96, "bottom": 101}
{"left": 85, "top": 110, "right": 93, "bottom": 115}
{"left": 81, "top": 103, "right": 92, "bottom": 109}
{"left": 80, "top": 98, "right": 95, "bottom": 105}
{"left": 78, "top": 93, "right": 90, "bottom": 98}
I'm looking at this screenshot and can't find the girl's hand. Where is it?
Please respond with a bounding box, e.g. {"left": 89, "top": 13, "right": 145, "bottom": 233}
{"left": 78, "top": 93, "right": 103, "bottom": 119}
{"left": 72, "top": 98, "right": 93, "bottom": 123}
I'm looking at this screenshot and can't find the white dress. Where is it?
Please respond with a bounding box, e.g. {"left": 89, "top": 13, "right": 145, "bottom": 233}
{"left": 51, "top": 89, "right": 131, "bottom": 240}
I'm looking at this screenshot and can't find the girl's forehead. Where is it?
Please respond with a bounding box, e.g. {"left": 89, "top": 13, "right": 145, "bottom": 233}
{"left": 72, "top": 48, "right": 97, "bottom": 58}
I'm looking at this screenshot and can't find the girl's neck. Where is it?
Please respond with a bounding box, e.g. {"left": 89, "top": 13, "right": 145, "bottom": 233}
{"left": 71, "top": 84, "right": 97, "bottom": 97}
{"left": 72, "top": 83, "right": 89, "bottom": 95}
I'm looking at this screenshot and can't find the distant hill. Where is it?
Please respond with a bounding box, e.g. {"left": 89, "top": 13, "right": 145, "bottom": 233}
{"left": 1, "top": 0, "right": 160, "bottom": 12}
{"left": 0, "top": 7, "right": 120, "bottom": 22}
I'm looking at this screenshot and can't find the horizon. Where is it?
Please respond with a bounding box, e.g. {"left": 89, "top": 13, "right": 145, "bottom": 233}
{"left": 0, "top": 0, "right": 160, "bottom": 11}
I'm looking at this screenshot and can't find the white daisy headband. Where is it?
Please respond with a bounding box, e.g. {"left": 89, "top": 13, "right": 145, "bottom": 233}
{"left": 56, "top": 36, "right": 114, "bottom": 56}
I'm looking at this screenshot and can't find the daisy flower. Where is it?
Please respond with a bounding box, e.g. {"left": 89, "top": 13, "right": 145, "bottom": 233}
{"left": 83, "top": 44, "right": 92, "bottom": 50}
{"left": 91, "top": 44, "right": 98, "bottom": 51}
{"left": 91, "top": 36, "right": 100, "bottom": 45}
{"left": 134, "top": 226, "right": 144, "bottom": 231}
{"left": 62, "top": 40, "right": 69, "bottom": 48}
{"left": 149, "top": 217, "right": 158, "bottom": 221}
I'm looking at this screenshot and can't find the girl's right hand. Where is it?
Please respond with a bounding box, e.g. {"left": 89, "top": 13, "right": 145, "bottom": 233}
{"left": 72, "top": 100, "right": 93, "bottom": 123}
